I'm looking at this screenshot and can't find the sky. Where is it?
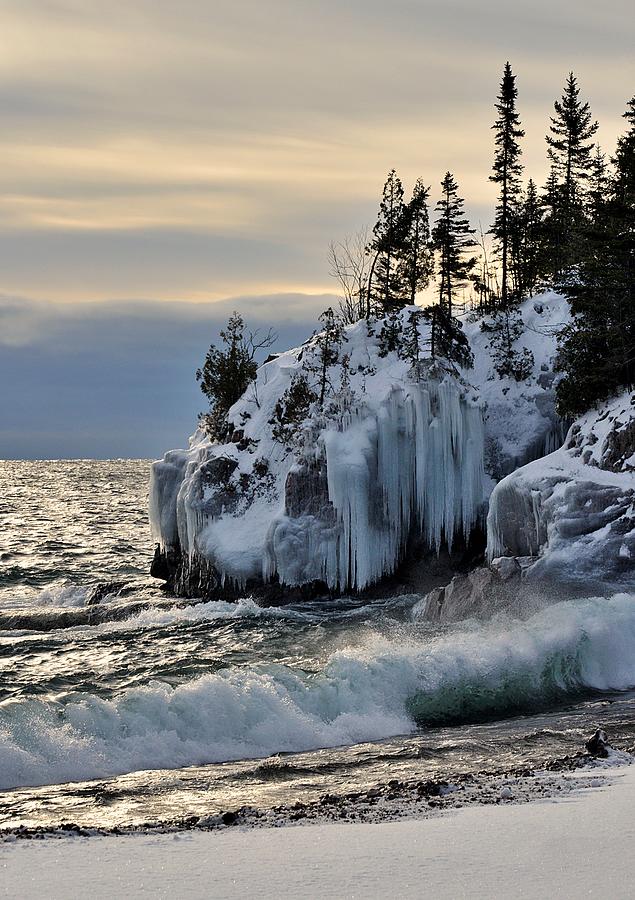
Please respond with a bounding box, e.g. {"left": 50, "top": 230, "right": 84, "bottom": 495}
{"left": 0, "top": 0, "right": 632, "bottom": 458}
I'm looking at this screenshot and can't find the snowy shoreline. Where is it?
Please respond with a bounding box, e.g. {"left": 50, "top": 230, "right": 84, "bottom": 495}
{"left": 2, "top": 756, "right": 635, "bottom": 899}
{"left": 2, "top": 744, "right": 631, "bottom": 840}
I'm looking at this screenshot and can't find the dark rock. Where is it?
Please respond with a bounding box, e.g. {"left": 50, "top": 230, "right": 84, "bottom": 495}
{"left": 602, "top": 416, "right": 635, "bottom": 472}
{"left": 417, "top": 780, "right": 449, "bottom": 798}
{"left": 86, "top": 581, "right": 127, "bottom": 605}
{"left": 284, "top": 460, "right": 335, "bottom": 521}
{"left": 420, "top": 565, "right": 515, "bottom": 623}
{"left": 585, "top": 728, "right": 610, "bottom": 758}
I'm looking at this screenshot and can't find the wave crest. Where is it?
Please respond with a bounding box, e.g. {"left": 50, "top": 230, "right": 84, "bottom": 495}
{"left": 1, "top": 593, "right": 634, "bottom": 790}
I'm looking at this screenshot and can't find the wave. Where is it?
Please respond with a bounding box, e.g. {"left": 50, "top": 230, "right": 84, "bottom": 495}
{"left": 0, "top": 596, "right": 312, "bottom": 635}
{"left": 1, "top": 593, "right": 635, "bottom": 790}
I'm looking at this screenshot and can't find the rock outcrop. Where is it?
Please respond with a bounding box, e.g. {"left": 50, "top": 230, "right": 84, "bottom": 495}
{"left": 150, "top": 293, "right": 568, "bottom": 602}
{"left": 487, "top": 391, "right": 635, "bottom": 590}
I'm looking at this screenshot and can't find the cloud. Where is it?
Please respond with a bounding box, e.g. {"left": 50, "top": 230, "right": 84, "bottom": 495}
{"left": 0, "top": 0, "right": 632, "bottom": 455}
{"left": 0, "top": 0, "right": 631, "bottom": 305}
{"left": 0, "top": 292, "right": 333, "bottom": 458}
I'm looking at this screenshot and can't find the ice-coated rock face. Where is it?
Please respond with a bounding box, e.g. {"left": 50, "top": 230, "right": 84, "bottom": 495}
{"left": 487, "top": 391, "right": 635, "bottom": 588}
{"left": 264, "top": 377, "right": 485, "bottom": 591}
{"left": 417, "top": 567, "right": 513, "bottom": 623}
{"left": 150, "top": 293, "right": 568, "bottom": 600}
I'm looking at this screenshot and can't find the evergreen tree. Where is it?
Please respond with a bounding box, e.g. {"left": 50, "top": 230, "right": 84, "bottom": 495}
{"left": 270, "top": 373, "right": 317, "bottom": 446}
{"left": 399, "top": 179, "right": 434, "bottom": 304}
{"left": 517, "top": 178, "right": 543, "bottom": 297}
{"left": 366, "top": 169, "right": 408, "bottom": 314}
{"left": 196, "top": 313, "right": 275, "bottom": 439}
{"left": 545, "top": 72, "right": 598, "bottom": 272}
{"left": 485, "top": 309, "right": 535, "bottom": 381}
{"left": 400, "top": 307, "right": 424, "bottom": 376}
{"left": 377, "top": 309, "right": 403, "bottom": 357}
{"left": 539, "top": 168, "right": 567, "bottom": 277}
{"left": 489, "top": 62, "right": 525, "bottom": 307}
{"left": 308, "top": 307, "right": 348, "bottom": 406}
{"left": 587, "top": 145, "right": 610, "bottom": 225}
{"left": 556, "top": 96, "right": 635, "bottom": 416}
{"left": 423, "top": 303, "right": 473, "bottom": 369}
{"left": 615, "top": 97, "right": 635, "bottom": 203}
{"left": 431, "top": 172, "right": 477, "bottom": 318}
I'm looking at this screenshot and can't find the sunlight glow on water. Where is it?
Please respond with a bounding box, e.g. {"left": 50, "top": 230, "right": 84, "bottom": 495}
{"left": 1, "top": 460, "right": 634, "bottom": 831}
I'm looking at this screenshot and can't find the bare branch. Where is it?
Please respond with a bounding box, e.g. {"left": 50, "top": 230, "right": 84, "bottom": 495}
{"left": 328, "top": 227, "right": 371, "bottom": 324}
{"left": 247, "top": 327, "right": 278, "bottom": 359}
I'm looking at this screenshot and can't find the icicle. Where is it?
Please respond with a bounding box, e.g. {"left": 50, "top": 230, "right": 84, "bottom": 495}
{"left": 269, "top": 374, "right": 485, "bottom": 591}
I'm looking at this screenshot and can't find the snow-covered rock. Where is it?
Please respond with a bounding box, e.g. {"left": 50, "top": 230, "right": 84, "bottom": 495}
{"left": 150, "top": 293, "right": 568, "bottom": 600}
{"left": 487, "top": 391, "right": 635, "bottom": 589}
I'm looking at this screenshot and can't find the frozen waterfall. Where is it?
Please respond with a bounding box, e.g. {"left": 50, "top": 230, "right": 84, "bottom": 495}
{"left": 266, "top": 376, "right": 485, "bottom": 591}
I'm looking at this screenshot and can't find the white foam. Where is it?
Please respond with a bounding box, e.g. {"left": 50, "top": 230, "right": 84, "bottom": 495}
{"left": 2, "top": 592, "right": 635, "bottom": 790}
{"left": 35, "top": 583, "right": 91, "bottom": 608}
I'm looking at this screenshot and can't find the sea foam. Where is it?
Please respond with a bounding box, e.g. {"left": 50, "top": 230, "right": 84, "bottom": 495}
{"left": 1, "top": 592, "right": 635, "bottom": 790}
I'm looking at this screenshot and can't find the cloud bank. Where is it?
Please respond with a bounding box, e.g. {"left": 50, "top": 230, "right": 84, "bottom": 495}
{"left": 0, "top": 293, "right": 330, "bottom": 458}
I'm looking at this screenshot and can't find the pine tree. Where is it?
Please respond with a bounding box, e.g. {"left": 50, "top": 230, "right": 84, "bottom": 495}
{"left": 196, "top": 313, "right": 275, "bottom": 439}
{"left": 486, "top": 309, "right": 535, "bottom": 381}
{"left": 556, "top": 96, "right": 635, "bottom": 416}
{"left": 399, "top": 179, "right": 434, "bottom": 304}
{"left": 615, "top": 97, "right": 635, "bottom": 203}
{"left": 308, "top": 307, "right": 348, "bottom": 406}
{"left": 377, "top": 309, "right": 403, "bottom": 357}
{"left": 518, "top": 179, "right": 543, "bottom": 297}
{"left": 489, "top": 62, "right": 525, "bottom": 308}
{"left": 431, "top": 172, "right": 477, "bottom": 318}
{"left": 423, "top": 303, "right": 473, "bottom": 369}
{"left": 587, "top": 145, "right": 610, "bottom": 226}
{"left": 539, "top": 168, "right": 567, "bottom": 278}
{"left": 270, "top": 374, "right": 318, "bottom": 446}
{"left": 545, "top": 72, "right": 598, "bottom": 272}
{"left": 400, "top": 307, "right": 424, "bottom": 376}
{"left": 367, "top": 169, "right": 408, "bottom": 314}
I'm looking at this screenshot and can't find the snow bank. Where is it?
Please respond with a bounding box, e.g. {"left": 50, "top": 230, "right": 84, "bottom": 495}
{"left": 150, "top": 293, "right": 566, "bottom": 596}
{"left": 3, "top": 765, "right": 635, "bottom": 900}
{"left": 487, "top": 391, "right": 635, "bottom": 586}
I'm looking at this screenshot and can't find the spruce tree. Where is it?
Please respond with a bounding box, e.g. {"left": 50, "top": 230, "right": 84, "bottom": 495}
{"left": 556, "top": 97, "right": 635, "bottom": 415}
{"left": 587, "top": 145, "right": 610, "bottom": 226}
{"left": 308, "top": 308, "right": 347, "bottom": 406}
{"left": 431, "top": 172, "right": 477, "bottom": 318}
{"left": 367, "top": 169, "right": 408, "bottom": 314}
{"left": 518, "top": 179, "right": 543, "bottom": 297}
{"left": 377, "top": 309, "right": 403, "bottom": 357}
{"left": 545, "top": 72, "right": 598, "bottom": 272}
{"left": 423, "top": 304, "right": 473, "bottom": 369}
{"left": 489, "top": 62, "right": 525, "bottom": 308}
{"left": 400, "top": 307, "right": 424, "bottom": 376}
{"left": 399, "top": 179, "right": 434, "bottom": 304}
{"left": 196, "top": 313, "right": 275, "bottom": 439}
{"left": 270, "top": 374, "right": 318, "bottom": 445}
{"left": 539, "top": 168, "right": 566, "bottom": 277}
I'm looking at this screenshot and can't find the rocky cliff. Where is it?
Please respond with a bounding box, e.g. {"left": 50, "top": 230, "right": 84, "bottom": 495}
{"left": 150, "top": 293, "right": 568, "bottom": 601}
{"left": 421, "top": 391, "right": 635, "bottom": 623}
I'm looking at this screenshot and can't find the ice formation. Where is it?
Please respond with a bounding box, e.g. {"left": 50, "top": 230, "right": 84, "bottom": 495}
{"left": 150, "top": 292, "right": 568, "bottom": 597}
{"left": 265, "top": 376, "right": 484, "bottom": 590}
{"left": 487, "top": 390, "right": 635, "bottom": 586}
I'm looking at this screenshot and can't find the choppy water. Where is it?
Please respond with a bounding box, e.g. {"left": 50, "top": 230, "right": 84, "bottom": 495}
{"left": 1, "top": 459, "right": 635, "bottom": 830}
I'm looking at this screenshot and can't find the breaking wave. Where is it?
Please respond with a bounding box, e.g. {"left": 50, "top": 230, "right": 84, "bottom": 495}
{"left": 2, "top": 593, "right": 635, "bottom": 790}
{"left": 0, "top": 596, "right": 302, "bottom": 635}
